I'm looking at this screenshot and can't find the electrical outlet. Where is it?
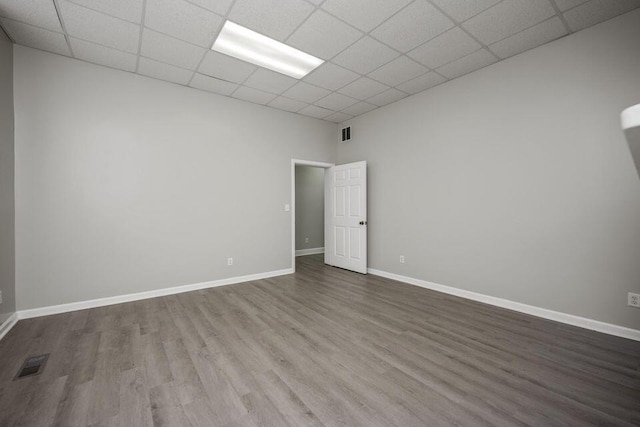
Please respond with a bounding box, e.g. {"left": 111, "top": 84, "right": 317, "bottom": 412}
{"left": 399, "top": 255, "right": 405, "bottom": 264}
{"left": 227, "top": 258, "right": 233, "bottom": 266}
{"left": 305, "top": 237, "right": 309, "bottom": 243}
{"left": 629, "top": 292, "right": 640, "bottom": 308}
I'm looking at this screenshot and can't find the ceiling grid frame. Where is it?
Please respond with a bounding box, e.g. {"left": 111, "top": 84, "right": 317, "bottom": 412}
{"left": 546, "top": 0, "right": 574, "bottom": 33}
{"left": 133, "top": 0, "right": 147, "bottom": 72}
{"left": 186, "top": 0, "right": 241, "bottom": 87}
{"left": 228, "top": 0, "right": 319, "bottom": 100}
{"left": 0, "top": 0, "right": 637, "bottom": 123}
{"left": 52, "top": 0, "right": 74, "bottom": 57}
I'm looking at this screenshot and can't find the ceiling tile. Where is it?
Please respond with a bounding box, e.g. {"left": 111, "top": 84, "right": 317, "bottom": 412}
{"left": 430, "top": 0, "right": 501, "bottom": 22}
{"left": 137, "top": 57, "right": 193, "bottom": 84}
{"left": 141, "top": 29, "right": 205, "bottom": 70}
{"left": 298, "top": 104, "right": 333, "bottom": 119}
{"left": 396, "top": 71, "right": 447, "bottom": 94}
{"left": 303, "top": 62, "right": 360, "bottom": 91}
{"left": 145, "top": 0, "right": 223, "bottom": 47}
{"left": 268, "top": 96, "right": 307, "bottom": 112}
{"left": 436, "top": 48, "right": 497, "bottom": 79}
{"left": 332, "top": 37, "right": 399, "bottom": 74}
{"left": 190, "top": 73, "right": 238, "bottom": 95}
{"left": 490, "top": 17, "right": 567, "bottom": 59}
{"left": 282, "top": 81, "right": 331, "bottom": 103}
{"left": 187, "top": 0, "right": 234, "bottom": 16}
{"left": 243, "top": 68, "right": 298, "bottom": 94}
{"left": 367, "top": 88, "right": 408, "bottom": 106}
{"left": 286, "top": 10, "right": 362, "bottom": 60}
{"left": 9, "top": 0, "right": 633, "bottom": 118}
{"left": 338, "top": 77, "right": 388, "bottom": 100}
{"left": 198, "top": 51, "right": 257, "bottom": 84}
{"left": 232, "top": 86, "right": 277, "bottom": 105}
{"left": 367, "top": 88, "right": 408, "bottom": 107}
{"left": 371, "top": 0, "right": 454, "bottom": 52}
{"left": 228, "top": 0, "right": 314, "bottom": 42}
{"left": 367, "top": 56, "right": 427, "bottom": 87}
{"left": 315, "top": 92, "right": 358, "bottom": 110}
{"left": 59, "top": 1, "right": 140, "bottom": 53}
{"left": 321, "top": 0, "right": 413, "bottom": 32}
{"left": 70, "top": 37, "right": 137, "bottom": 71}
{"left": 0, "top": 18, "right": 70, "bottom": 56}
{"left": 554, "top": 0, "right": 589, "bottom": 12}
{"left": 66, "top": 0, "right": 143, "bottom": 23}
{"left": 563, "top": 0, "right": 640, "bottom": 32}
{"left": 340, "top": 101, "right": 377, "bottom": 116}
{"left": 463, "top": 0, "right": 556, "bottom": 45}
{"left": 324, "top": 112, "right": 352, "bottom": 123}
{"left": 408, "top": 27, "right": 481, "bottom": 69}
{"left": 0, "top": 0, "right": 63, "bottom": 32}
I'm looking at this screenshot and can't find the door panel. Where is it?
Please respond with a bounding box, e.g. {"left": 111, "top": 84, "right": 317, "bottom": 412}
{"left": 335, "top": 186, "right": 346, "bottom": 217}
{"left": 335, "top": 227, "right": 346, "bottom": 257}
{"left": 349, "top": 186, "right": 360, "bottom": 216}
{"left": 325, "top": 161, "right": 367, "bottom": 274}
{"left": 349, "top": 228, "right": 361, "bottom": 259}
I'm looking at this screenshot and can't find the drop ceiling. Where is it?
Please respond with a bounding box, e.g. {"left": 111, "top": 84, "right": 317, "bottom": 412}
{"left": 1, "top": 0, "right": 638, "bottom": 123}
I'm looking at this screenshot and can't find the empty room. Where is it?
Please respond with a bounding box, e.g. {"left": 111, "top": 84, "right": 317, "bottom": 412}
{"left": 1, "top": 0, "right": 640, "bottom": 425}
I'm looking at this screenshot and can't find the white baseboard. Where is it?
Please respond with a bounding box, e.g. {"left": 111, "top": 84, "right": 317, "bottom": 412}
{"left": 0, "top": 312, "right": 19, "bottom": 341}
{"left": 296, "top": 247, "right": 325, "bottom": 257}
{"left": 368, "top": 268, "right": 640, "bottom": 342}
{"left": 17, "top": 268, "right": 293, "bottom": 320}
{"left": 10, "top": 266, "right": 639, "bottom": 343}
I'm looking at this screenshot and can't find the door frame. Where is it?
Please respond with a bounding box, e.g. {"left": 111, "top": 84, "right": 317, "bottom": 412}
{"left": 291, "top": 159, "right": 334, "bottom": 273}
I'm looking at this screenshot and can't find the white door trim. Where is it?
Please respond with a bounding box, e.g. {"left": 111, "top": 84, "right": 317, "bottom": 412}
{"left": 291, "top": 159, "right": 334, "bottom": 272}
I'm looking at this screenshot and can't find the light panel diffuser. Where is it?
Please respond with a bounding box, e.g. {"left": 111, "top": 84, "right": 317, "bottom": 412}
{"left": 212, "top": 21, "right": 324, "bottom": 79}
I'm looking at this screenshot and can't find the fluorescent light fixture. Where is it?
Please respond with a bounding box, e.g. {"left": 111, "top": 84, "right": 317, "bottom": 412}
{"left": 211, "top": 21, "right": 324, "bottom": 79}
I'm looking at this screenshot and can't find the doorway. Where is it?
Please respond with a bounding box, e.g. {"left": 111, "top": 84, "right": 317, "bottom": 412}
{"left": 295, "top": 165, "right": 326, "bottom": 257}
{"left": 291, "top": 159, "right": 368, "bottom": 274}
{"left": 291, "top": 159, "right": 333, "bottom": 272}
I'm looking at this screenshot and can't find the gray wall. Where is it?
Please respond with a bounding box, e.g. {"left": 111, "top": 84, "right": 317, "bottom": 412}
{"left": 295, "top": 166, "right": 324, "bottom": 251}
{"left": 338, "top": 10, "right": 640, "bottom": 330}
{"left": 0, "top": 31, "right": 15, "bottom": 324}
{"left": 14, "top": 46, "right": 336, "bottom": 311}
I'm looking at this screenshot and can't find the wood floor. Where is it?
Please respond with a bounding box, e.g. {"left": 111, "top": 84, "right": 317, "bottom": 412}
{"left": 0, "top": 255, "right": 639, "bottom": 426}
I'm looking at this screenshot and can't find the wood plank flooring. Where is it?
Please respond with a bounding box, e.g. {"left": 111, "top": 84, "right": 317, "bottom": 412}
{"left": 0, "top": 254, "right": 639, "bottom": 426}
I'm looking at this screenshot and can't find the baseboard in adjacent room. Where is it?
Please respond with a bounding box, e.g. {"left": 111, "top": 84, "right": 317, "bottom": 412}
{"left": 0, "top": 312, "right": 19, "bottom": 341}
{"left": 295, "top": 247, "right": 325, "bottom": 257}
{"left": 368, "top": 268, "right": 640, "bottom": 342}
{"left": 17, "top": 268, "right": 293, "bottom": 320}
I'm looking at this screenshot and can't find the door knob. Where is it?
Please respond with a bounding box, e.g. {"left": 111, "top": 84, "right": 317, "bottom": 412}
{"left": 359, "top": 220, "right": 367, "bottom": 225}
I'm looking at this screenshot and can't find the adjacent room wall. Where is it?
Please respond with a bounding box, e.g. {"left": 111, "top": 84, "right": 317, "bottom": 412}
{"left": 338, "top": 10, "right": 640, "bottom": 330}
{"left": 14, "top": 46, "right": 336, "bottom": 311}
{"left": 295, "top": 166, "right": 324, "bottom": 253}
{"left": 0, "top": 31, "right": 15, "bottom": 326}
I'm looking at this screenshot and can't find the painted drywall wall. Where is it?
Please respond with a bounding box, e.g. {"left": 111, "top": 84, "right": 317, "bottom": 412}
{"left": 0, "top": 32, "right": 15, "bottom": 325}
{"left": 295, "top": 166, "right": 324, "bottom": 251}
{"left": 14, "top": 46, "right": 336, "bottom": 310}
{"left": 338, "top": 10, "right": 640, "bottom": 330}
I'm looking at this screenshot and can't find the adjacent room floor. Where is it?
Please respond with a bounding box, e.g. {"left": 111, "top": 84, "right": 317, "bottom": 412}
{"left": 0, "top": 255, "right": 638, "bottom": 426}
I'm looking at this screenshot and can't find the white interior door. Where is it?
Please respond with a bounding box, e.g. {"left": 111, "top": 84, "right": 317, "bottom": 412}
{"left": 325, "top": 161, "right": 367, "bottom": 274}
